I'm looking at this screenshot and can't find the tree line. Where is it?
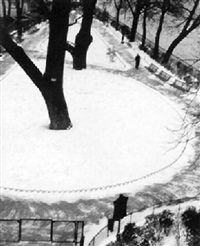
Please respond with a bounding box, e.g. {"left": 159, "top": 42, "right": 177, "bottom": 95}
{"left": 100, "top": 0, "right": 200, "bottom": 65}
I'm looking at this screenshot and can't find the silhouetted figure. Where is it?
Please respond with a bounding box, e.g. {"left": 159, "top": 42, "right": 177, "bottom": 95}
{"left": 135, "top": 54, "right": 141, "bottom": 69}
{"left": 113, "top": 194, "right": 128, "bottom": 221}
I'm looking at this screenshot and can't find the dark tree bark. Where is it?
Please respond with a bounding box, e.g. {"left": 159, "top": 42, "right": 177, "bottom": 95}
{"left": 0, "top": 28, "right": 43, "bottom": 88}
{"left": 1, "top": 0, "right": 72, "bottom": 130}
{"left": 73, "top": 0, "right": 97, "bottom": 70}
{"left": 126, "top": 0, "right": 144, "bottom": 42}
{"left": 141, "top": 6, "right": 147, "bottom": 49}
{"left": 44, "top": 0, "right": 72, "bottom": 129}
{"left": 114, "top": 0, "right": 123, "bottom": 30}
{"left": 15, "top": 0, "right": 24, "bottom": 39}
{"left": 153, "top": 0, "right": 168, "bottom": 59}
{"left": 163, "top": 0, "right": 200, "bottom": 64}
{"left": 8, "top": 0, "right": 12, "bottom": 17}
{"left": 163, "top": 23, "right": 200, "bottom": 63}
{"left": 162, "top": 31, "right": 189, "bottom": 63}
{"left": 130, "top": 11, "right": 140, "bottom": 41}
{"left": 40, "top": 82, "right": 72, "bottom": 130}
{"left": 2, "top": 0, "right": 7, "bottom": 19}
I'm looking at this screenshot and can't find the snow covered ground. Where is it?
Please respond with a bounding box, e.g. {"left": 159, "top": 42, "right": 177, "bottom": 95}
{"left": 0, "top": 23, "right": 195, "bottom": 203}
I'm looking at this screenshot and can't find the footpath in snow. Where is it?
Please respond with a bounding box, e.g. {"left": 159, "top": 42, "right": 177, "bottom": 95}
{"left": 0, "top": 22, "right": 195, "bottom": 203}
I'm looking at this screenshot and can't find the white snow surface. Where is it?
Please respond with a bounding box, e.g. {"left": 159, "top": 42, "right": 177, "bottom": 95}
{"left": 0, "top": 23, "right": 195, "bottom": 203}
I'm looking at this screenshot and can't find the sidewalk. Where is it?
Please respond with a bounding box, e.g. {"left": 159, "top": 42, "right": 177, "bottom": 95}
{"left": 92, "top": 20, "right": 199, "bottom": 103}
{"left": 93, "top": 20, "right": 164, "bottom": 81}
{"left": 0, "top": 22, "right": 48, "bottom": 78}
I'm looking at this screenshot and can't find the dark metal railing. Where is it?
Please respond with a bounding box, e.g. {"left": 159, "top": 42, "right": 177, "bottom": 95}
{"left": 0, "top": 219, "right": 84, "bottom": 245}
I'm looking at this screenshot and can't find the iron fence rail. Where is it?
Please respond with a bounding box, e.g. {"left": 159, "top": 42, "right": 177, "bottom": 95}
{"left": 0, "top": 219, "right": 84, "bottom": 244}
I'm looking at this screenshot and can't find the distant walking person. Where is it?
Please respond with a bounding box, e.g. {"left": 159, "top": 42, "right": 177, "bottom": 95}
{"left": 135, "top": 54, "right": 141, "bottom": 69}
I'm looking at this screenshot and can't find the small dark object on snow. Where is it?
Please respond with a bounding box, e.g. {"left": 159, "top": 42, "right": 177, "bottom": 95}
{"left": 135, "top": 54, "right": 141, "bottom": 69}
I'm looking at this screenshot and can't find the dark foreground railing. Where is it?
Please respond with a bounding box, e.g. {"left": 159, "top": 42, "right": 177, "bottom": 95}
{"left": 0, "top": 219, "right": 84, "bottom": 245}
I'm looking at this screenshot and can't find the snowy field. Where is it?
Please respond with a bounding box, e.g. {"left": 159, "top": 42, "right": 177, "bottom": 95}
{"left": 39, "top": 23, "right": 129, "bottom": 70}
{"left": 0, "top": 23, "right": 195, "bottom": 203}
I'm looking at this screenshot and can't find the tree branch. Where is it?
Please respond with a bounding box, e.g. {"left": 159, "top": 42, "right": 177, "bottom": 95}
{"left": 0, "top": 25, "right": 43, "bottom": 89}
{"left": 65, "top": 41, "right": 75, "bottom": 55}
{"left": 35, "top": 0, "right": 51, "bottom": 19}
{"left": 182, "top": 0, "right": 200, "bottom": 32}
{"left": 125, "top": 0, "right": 135, "bottom": 15}
{"left": 68, "top": 15, "right": 83, "bottom": 26}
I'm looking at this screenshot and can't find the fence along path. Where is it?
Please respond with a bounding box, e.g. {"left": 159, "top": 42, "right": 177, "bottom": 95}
{"left": 87, "top": 196, "right": 200, "bottom": 246}
{"left": 95, "top": 7, "right": 200, "bottom": 83}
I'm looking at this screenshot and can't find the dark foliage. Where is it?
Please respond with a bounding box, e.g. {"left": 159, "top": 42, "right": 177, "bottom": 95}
{"left": 158, "top": 209, "right": 174, "bottom": 236}
{"left": 182, "top": 206, "right": 200, "bottom": 246}
{"left": 121, "top": 222, "right": 142, "bottom": 245}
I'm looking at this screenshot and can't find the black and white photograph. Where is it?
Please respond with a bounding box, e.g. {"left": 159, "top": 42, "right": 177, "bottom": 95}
{"left": 0, "top": 0, "right": 200, "bottom": 245}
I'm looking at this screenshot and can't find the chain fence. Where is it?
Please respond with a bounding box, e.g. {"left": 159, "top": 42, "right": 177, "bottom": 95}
{"left": 0, "top": 149, "right": 186, "bottom": 195}
{"left": 1, "top": 6, "right": 199, "bottom": 196}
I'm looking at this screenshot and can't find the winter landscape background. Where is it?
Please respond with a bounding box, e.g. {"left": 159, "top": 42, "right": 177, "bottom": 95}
{"left": 1, "top": 5, "right": 200, "bottom": 246}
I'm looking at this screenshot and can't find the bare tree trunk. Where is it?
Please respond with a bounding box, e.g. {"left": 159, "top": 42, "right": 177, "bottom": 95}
{"left": 2, "top": 0, "right": 7, "bottom": 20}
{"left": 126, "top": 0, "right": 143, "bottom": 42}
{"left": 141, "top": 6, "right": 147, "bottom": 49}
{"left": 153, "top": 0, "right": 167, "bottom": 59}
{"left": 15, "top": 0, "right": 24, "bottom": 39}
{"left": 73, "top": 0, "right": 97, "bottom": 70}
{"left": 73, "top": 32, "right": 92, "bottom": 70}
{"left": 115, "top": 7, "right": 121, "bottom": 30}
{"left": 129, "top": 11, "right": 140, "bottom": 42}
{"left": 0, "top": 28, "right": 43, "bottom": 88}
{"left": 1, "top": 0, "right": 72, "bottom": 130}
{"left": 8, "top": 0, "right": 12, "bottom": 17}
{"left": 41, "top": 82, "right": 72, "bottom": 130}
{"left": 44, "top": 0, "right": 72, "bottom": 129}
{"left": 114, "top": 0, "right": 123, "bottom": 30}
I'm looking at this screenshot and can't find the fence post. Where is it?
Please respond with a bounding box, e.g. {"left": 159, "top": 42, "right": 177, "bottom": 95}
{"left": 50, "top": 220, "right": 53, "bottom": 242}
{"left": 74, "top": 221, "right": 78, "bottom": 246}
{"left": 176, "top": 205, "right": 181, "bottom": 246}
{"left": 18, "top": 219, "right": 22, "bottom": 242}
